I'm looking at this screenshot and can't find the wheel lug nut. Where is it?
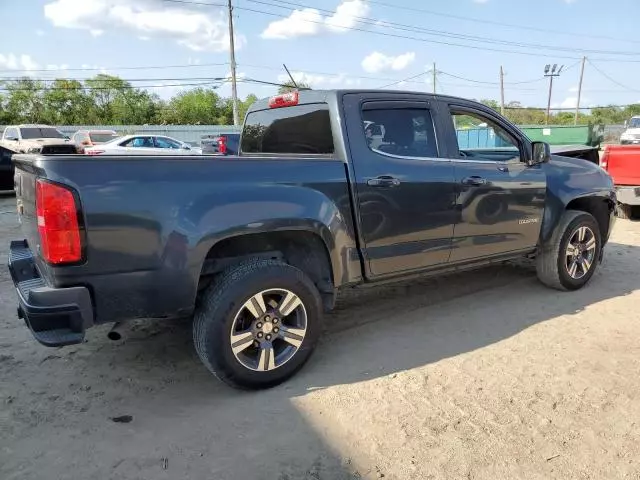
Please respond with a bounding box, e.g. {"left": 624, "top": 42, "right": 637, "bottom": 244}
{"left": 264, "top": 315, "right": 270, "bottom": 321}
{"left": 265, "top": 334, "right": 272, "bottom": 341}
{"left": 273, "top": 327, "right": 279, "bottom": 333}
{"left": 257, "top": 332, "right": 263, "bottom": 338}
{"left": 256, "top": 322, "right": 263, "bottom": 328}
{"left": 272, "top": 318, "right": 278, "bottom": 324}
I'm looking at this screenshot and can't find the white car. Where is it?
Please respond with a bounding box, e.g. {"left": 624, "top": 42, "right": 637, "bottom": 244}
{"left": 84, "top": 134, "right": 202, "bottom": 156}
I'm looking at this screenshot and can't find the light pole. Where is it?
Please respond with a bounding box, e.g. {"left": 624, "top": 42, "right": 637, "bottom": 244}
{"left": 544, "top": 64, "right": 563, "bottom": 125}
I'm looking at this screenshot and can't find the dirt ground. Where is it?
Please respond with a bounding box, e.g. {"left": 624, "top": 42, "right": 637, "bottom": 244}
{"left": 1, "top": 193, "right": 639, "bottom": 480}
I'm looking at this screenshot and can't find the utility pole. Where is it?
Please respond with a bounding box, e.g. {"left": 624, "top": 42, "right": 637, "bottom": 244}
{"left": 227, "top": 0, "right": 239, "bottom": 126}
{"left": 500, "top": 65, "right": 505, "bottom": 116}
{"left": 574, "top": 56, "right": 586, "bottom": 125}
{"left": 544, "top": 64, "right": 564, "bottom": 125}
{"left": 432, "top": 62, "right": 436, "bottom": 94}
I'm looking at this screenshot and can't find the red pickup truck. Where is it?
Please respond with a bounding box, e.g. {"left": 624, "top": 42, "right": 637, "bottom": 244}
{"left": 601, "top": 144, "right": 640, "bottom": 219}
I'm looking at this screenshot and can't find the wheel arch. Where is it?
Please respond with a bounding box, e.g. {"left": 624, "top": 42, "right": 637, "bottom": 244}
{"left": 197, "top": 224, "right": 339, "bottom": 311}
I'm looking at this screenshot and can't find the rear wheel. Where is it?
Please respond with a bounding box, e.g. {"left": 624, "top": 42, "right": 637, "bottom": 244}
{"left": 193, "top": 259, "right": 323, "bottom": 389}
{"left": 536, "top": 210, "right": 602, "bottom": 291}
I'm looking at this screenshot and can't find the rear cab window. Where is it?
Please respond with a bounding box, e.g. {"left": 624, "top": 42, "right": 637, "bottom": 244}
{"left": 241, "top": 101, "right": 334, "bottom": 155}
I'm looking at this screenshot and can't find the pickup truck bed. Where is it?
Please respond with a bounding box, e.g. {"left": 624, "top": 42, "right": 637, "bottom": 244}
{"left": 8, "top": 89, "right": 616, "bottom": 389}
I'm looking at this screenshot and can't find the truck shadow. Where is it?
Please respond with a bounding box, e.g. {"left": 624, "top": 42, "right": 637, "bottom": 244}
{"left": 5, "top": 240, "right": 639, "bottom": 479}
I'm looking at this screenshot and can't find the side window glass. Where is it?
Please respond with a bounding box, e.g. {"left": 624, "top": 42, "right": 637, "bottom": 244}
{"left": 361, "top": 108, "right": 438, "bottom": 158}
{"left": 452, "top": 110, "right": 520, "bottom": 162}
{"left": 127, "top": 137, "right": 153, "bottom": 148}
{"left": 156, "top": 137, "right": 181, "bottom": 149}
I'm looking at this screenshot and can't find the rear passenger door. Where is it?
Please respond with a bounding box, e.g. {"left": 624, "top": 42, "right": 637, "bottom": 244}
{"left": 343, "top": 93, "right": 457, "bottom": 277}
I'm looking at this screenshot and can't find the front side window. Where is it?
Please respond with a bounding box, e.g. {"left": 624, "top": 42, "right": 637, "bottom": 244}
{"left": 155, "top": 137, "right": 182, "bottom": 149}
{"left": 5, "top": 128, "right": 18, "bottom": 139}
{"left": 362, "top": 107, "right": 438, "bottom": 158}
{"left": 452, "top": 110, "right": 520, "bottom": 162}
{"left": 241, "top": 103, "right": 334, "bottom": 154}
{"left": 122, "top": 137, "right": 153, "bottom": 148}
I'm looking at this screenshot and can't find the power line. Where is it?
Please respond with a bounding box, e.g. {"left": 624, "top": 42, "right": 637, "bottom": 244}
{"left": 366, "top": 0, "right": 640, "bottom": 46}
{"left": 246, "top": 0, "right": 640, "bottom": 58}
{"left": 231, "top": 3, "right": 640, "bottom": 63}
{"left": 0, "top": 62, "right": 230, "bottom": 74}
{"left": 587, "top": 59, "right": 640, "bottom": 93}
{"left": 377, "top": 72, "right": 428, "bottom": 89}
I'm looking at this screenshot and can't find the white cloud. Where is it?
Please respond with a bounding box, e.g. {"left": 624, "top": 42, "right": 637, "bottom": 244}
{"left": 0, "top": 54, "right": 40, "bottom": 74}
{"left": 325, "top": 0, "right": 369, "bottom": 32}
{"left": 553, "top": 96, "right": 590, "bottom": 109}
{"left": 262, "top": 0, "right": 369, "bottom": 39}
{"left": 361, "top": 51, "right": 416, "bottom": 73}
{"left": 46, "top": 63, "right": 69, "bottom": 71}
{"left": 276, "top": 71, "right": 362, "bottom": 88}
{"left": 261, "top": 8, "right": 322, "bottom": 39}
{"left": 44, "top": 0, "right": 246, "bottom": 52}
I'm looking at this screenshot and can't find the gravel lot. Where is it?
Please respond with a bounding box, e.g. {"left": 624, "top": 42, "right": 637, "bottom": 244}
{"left": 1, "top": 192, "right": 639, "bottom": 480}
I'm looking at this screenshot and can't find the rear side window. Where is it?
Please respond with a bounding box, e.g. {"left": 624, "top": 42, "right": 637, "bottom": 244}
{"left": 241, "top": 103, "right": 334, "bottom": 154}
{"left": 362, "top": 107, "right": 438, "bottom": 158}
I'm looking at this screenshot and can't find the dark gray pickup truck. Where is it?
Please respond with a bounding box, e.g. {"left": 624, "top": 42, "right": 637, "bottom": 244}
{"left": 8, "top": 90, "right": 616, "bottom": 389}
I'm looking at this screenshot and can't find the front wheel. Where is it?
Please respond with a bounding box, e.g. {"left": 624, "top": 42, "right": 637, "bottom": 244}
{"left": 536, "top": 210, "right": 602, "bottom": 291}
{"left": 193, "top": 259, "right": 323, "bottom": 389}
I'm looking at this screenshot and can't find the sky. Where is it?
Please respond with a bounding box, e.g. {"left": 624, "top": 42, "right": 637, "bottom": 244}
{"left": 1, "top": 0, "right": 640, "bottom": 110}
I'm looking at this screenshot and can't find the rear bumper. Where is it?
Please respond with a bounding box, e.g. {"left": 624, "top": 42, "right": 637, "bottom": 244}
{"left": 616, "top": 186, "right": 640, "bottom": 206}
{"left": 8, "top": 240, "right": 94, "bottom": 347}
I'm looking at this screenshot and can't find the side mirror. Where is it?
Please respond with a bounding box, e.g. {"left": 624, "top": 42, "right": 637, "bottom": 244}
{"left": 531, "top": 141, "right": 551, "bottom": 165}
{"left": 624, "top": 120, "right": 628, "bottom": 128}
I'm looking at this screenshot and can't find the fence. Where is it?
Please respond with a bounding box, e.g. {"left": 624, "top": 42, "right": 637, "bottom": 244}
{"left": 56, "top": 125, "right": 242, "bottom": 146}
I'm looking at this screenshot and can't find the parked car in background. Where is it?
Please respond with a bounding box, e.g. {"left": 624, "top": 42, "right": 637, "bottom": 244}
{"left": 201, "top": 133, "right": 240, "bottom": 155}
{"left": 620, "top": 116, "right": 640, "bottom": 145}
{"left": 84, "top": 134, "right": 202, "bottom": 155}
{"left": 0, "top": 124, "right": 77, "bottom": 155}
{"left": 9, "top": 90, "right": 616, "bottom": 390}
{"left": 0, "top": 145, "right": 15, "bottom": 192}
{"left": 600, "top": 144, "right": 640, "bottom": 218}
{"left": 72, "top": 129, "right": 119, "bottom": 153}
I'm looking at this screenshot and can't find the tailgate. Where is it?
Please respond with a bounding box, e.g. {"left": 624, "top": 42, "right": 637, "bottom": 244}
{"left": 604, "top": 145, "right": 640, "bottom": 186}
{"left": 12, "top": 157, "right": 43, "bottom": 264}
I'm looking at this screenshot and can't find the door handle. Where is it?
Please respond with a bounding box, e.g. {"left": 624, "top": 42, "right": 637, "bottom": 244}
{"left": 461, "top": 175, "right": 487, "bottom": 186}
{"left": 367, "top": 176, "right": 401, "bottom": 187}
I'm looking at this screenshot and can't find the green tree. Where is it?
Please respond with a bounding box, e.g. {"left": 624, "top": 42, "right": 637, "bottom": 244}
{"left": 3, "top": 77, "right": 46, "bottom": 123}
{"left": 43, "top": 79, "right": 92, "bottom": 125}
{"left": 161, "top": 88, "right": 225, "bottom": 124}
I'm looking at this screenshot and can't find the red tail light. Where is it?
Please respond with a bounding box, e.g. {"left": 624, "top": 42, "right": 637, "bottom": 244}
{"left": 86, "top": 150, "right": 104, "bottom": 156}
{"left": 217, "top": 136, "right": 228, "bottom": 155}
{"left": 269, "top": 91, "right": 299, "bottom": 109}
{"left": 36, "top": 179, "right": 82, "bottom": 265}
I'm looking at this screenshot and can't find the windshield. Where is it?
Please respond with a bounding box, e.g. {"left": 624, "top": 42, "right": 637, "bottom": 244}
{"left": 629, "top": 118, "right": 640, "bottom": 128}
{"left": 20, "top": 127, "right": 66, "bottom": 139}
{"left": 89, "top": 133, "right": 118, "bottom": 143}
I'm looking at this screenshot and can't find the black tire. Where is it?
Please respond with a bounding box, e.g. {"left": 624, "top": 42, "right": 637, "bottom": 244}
{"left": 193, "top": 258, "right": 323, "bottom": 389}
{"left": 536, "top": 210, "right": 602, "bottom": 291}
{"left": 616, "top": 203, "right": 632, "bottom": 220}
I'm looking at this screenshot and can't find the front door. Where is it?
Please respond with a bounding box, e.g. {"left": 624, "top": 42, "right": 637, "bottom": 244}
{"left": 343, "top": 93, "right": 457, "bottom": 277}
{"left": 441, "top": 104, "right": 547, "bottom": 263}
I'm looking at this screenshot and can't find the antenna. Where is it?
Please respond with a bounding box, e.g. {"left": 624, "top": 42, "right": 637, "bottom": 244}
{"left": 283, "top": 64, "right": 299, "bottom": 89}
